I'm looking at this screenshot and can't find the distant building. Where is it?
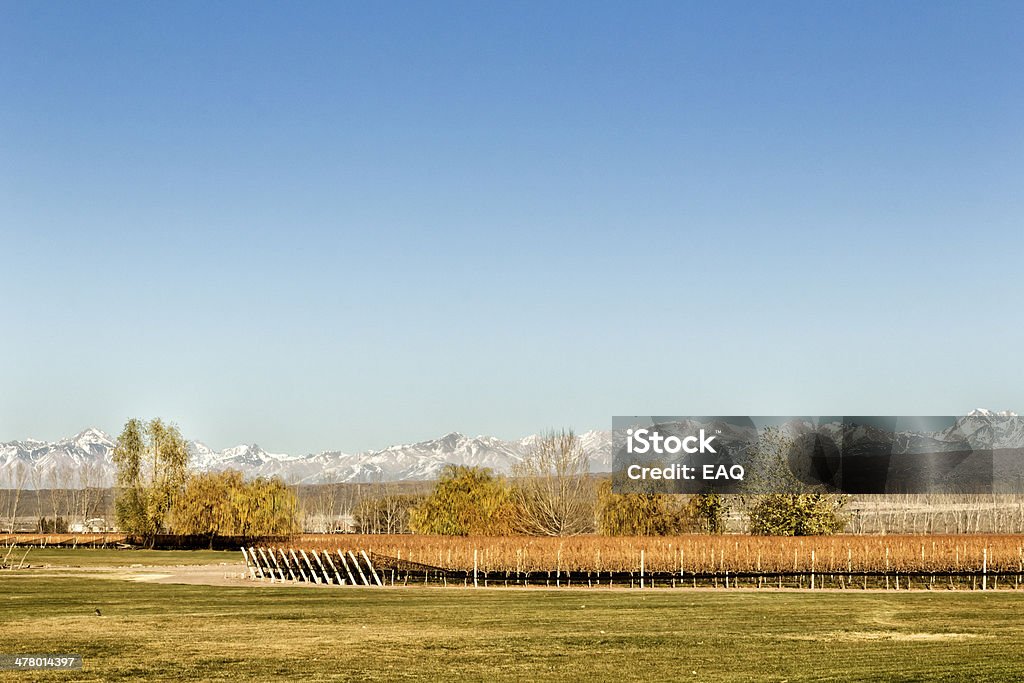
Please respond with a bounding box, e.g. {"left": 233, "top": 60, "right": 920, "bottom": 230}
{"left": 69, "top": 518, "right": 108, "bottom": 533}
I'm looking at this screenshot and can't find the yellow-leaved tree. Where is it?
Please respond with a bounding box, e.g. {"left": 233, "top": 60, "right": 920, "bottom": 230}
{"left": 112, "top": 418, "right": 189, "bottom": 545}
{"left": 409, "top": 465, "right": 515, "bottom": 535}
{"left": 173, "top": 470, "right": 299, "bottom": 545}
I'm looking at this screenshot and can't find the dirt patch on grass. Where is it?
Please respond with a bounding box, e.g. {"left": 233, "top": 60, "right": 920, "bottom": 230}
{"left": 125, "top": 572, "right": 174, "bottom": 582}
{"left": 784, "top": 630, "right": 988, "bottom": 642}
{"left": 8, "top": 561, "right": 251, "bottom": 587}
{"left": 116, "top": 564, "right": 250, "bottom": 587}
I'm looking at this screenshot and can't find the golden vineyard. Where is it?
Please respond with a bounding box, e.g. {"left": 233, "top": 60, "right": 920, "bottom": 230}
{"left": 295, "top": 533, "right": 1024, "bottom": 575}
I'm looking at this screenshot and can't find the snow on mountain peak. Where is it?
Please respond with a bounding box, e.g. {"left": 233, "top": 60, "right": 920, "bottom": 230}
{"left": 2, "top": 426, "right": 614, "bottom": 488}
{"left": 968, "top": 408, "right": 1018, "bottom": 417}
{"left": 72, "top": 427, "right": 112, "bottom": 442}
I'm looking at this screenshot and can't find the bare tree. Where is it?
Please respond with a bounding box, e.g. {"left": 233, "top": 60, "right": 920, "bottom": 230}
{"left": 340, "top": 483, "right": 365, "bottom": 532}
{"left": 30, "top": 464, "right": 44, "bottom": 531}
{"left": 4, "top": 462, "right": 28, "bottom": 533}
{"left": 47, "top": 466, "right": 65, "bottom": 527}
{"left": 78, "top": 461, "right": 104, "bottom": 523}
{"left": 305, "top": 476, "right": 342, "bottom": 533}
{"left": 511, "top": 430, "right": 595, "bottom": 536}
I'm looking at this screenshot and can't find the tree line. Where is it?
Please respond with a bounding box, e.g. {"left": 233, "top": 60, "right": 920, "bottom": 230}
{"left": 0, "top": 460, "right": 107, "bottom": 534}
{"left": 108, "top": 419, "right": 843, "bottom": 541}
{"left": 8, "top": 419, "right": 1020, "bottom": 536}
{"left": 357, "top": 429, "right": 847, "bottom": 537}
{"left": 112, "top": 418, "right": 299, "bottom": 545}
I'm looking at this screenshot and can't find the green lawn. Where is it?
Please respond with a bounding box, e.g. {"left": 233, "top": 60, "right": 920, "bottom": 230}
{"left": 2, "top": 574, "right": 1023, "bottom": 681}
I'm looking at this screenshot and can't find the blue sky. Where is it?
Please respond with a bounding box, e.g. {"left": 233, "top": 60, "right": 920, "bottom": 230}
{"left": 2, "top": 2, "right": 1022, "bottom": 454}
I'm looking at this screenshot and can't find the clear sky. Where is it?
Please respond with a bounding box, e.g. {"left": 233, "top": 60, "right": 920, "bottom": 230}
{"left": 2, "top": 1, "right": 1022, "bottom": 454}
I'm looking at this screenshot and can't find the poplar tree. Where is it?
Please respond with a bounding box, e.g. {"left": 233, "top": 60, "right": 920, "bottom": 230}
{"left": 112, "top": 417, "right": 189, "bottom": 544}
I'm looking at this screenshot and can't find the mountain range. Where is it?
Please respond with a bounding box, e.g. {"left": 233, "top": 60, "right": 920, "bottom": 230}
{"left": 5, "top": 411, "right": 1018, "bottom": 489}
{"left": 0, "top": 428, "right": 613, "bottom": 488}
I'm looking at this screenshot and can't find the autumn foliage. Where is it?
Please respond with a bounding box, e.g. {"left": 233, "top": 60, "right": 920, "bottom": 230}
{"left": 172, "top": 470, "right": 299, "bottom": 542}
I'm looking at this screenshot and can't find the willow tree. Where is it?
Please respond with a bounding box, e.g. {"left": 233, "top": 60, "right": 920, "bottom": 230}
{"left": 173, "top": 470, "right": 244, "bottom": 542}
{"left": 172, "top": 470, "right": 299, "bottom": 544}
{"left": 236, "top": 477, "right": 300, "bottom": 537}
{"left": 112, "top": 418, "right": 189, "bottom": 543}
{"left": 409, "top": 465, "right": 514, "bottom": 535}
{"left": 596, "top": 479, "right": 676, "bottom": 535}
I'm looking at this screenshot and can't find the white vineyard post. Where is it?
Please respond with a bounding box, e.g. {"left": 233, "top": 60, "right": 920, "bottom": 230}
{"left": 254, "top": 547, "right": 271, "bottom": 581}
{"left": 311, "top": 549, "right": 331, "bottom": 584}
{"left": 298, "top": 549, "right": 319, "bottom": 584}
{"left": 811, "top": 550, "right": 816, "bottom": 590}
{"left": 360, "top": 550, "right": 383, "bottom": 587}
{"left": 278, "top": 548, "right": 296, "bottom": 581}
{"left": 254, "top": 547, "right": 270, "bottom": 581}
{"left": 323, "top": 550, "right": 343, "bottom": 585}
{"left": 290, "top": 549, "right": 309, "bottom": 582}
{"left": 241, "top": 547, "right": 255, "bottom": 580}
{"left": 337, "top": 550, "right": 356, "bottom": 585}
{"left": 556, "top": 546, "right": 561, "bottom": 588}
{"left": 348, "top": 550, "right": 369, "bottom": 585}
{"left": 269, "top": 547, "right": 286, "bottom": 581}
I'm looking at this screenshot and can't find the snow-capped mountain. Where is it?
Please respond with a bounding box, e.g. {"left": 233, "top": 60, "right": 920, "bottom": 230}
{"left": 0, "top": 428, "right": 613, "bottom": 488}
{"left": 7, "top": 412, "right": 1019, "bottom": 490}
{"left": 308, "top": 430, "right": 612, "bottom": 484}
{"left": 967, "top": 409, "right": 1019, "bottom": 417}
{"left": 0, "top": 427, "right": 114, "bottom": 488}
{"left": 941, "top": 410, "right": 1024, "bottom": 450}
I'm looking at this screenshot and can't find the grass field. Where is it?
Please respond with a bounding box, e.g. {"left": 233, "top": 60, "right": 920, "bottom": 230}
{"left": 3, "top": 569, "right": 1024, "bottom": 681}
